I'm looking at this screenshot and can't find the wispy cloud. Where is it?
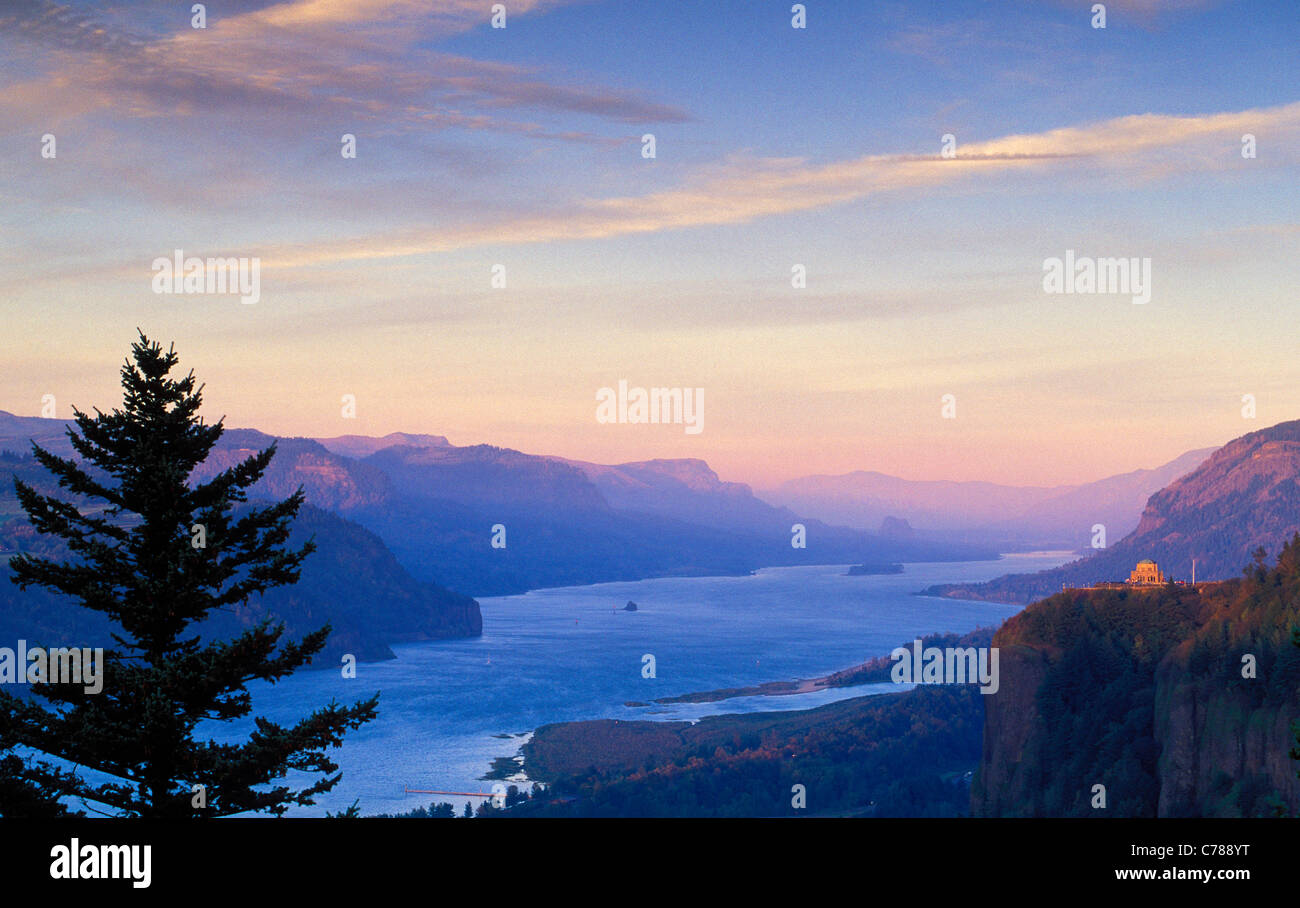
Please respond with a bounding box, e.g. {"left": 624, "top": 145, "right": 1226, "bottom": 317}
{"left": 0, "top": 0, "right": 687, "bottom": 140}
{"left": 259, "top": 100, "right": 1300, "bottom": 267}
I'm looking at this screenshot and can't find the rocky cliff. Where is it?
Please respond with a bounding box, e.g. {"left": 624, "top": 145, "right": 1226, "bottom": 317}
{"left": 974, "top": 539, "right": 1300, "bottom": 816}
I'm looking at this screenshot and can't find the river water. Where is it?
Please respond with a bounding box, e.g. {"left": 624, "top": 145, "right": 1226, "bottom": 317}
{"left": 213, "top": 551, "right": 1072, "bottom": 816}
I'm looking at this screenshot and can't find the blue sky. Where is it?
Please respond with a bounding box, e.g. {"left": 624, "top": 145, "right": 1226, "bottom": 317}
{"left": 1, "top": 0, "right": 1297, "bottom": 486}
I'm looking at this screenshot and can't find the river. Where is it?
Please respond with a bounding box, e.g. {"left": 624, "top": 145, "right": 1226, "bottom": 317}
{"left": 211, "top": 551, "right": 1073, "bottom": 816}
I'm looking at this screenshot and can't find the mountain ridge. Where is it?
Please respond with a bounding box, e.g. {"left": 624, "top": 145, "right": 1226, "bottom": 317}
{"left": 765, "top": 447, "right": 1216, "bottom": 548}
{"left": 924, "top": 419, "right": 1300, "bottom": 603}
{"left": 0, "top": 409, "right": 1233, "bottom": 599}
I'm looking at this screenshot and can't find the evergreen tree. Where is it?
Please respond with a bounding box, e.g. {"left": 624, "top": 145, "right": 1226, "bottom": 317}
{"left": 0, "top": 332, "right": 377, "bottom": 817}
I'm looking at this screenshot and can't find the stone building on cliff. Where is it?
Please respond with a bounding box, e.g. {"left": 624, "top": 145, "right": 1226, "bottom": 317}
{"left": 1127, "top": 559, "right": 1165, "bottom": 585}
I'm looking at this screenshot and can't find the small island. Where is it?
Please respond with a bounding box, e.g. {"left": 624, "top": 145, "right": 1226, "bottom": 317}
{"left": 846, "top": 562, "right": 904, "bottom": 576}
{"left": 623, "top": 601, "right": 638, "bottom": 611}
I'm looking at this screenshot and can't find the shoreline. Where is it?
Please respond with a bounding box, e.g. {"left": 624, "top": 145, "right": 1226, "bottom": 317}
{"left": 631, "top": 674, "right": 836, "bottom": 707}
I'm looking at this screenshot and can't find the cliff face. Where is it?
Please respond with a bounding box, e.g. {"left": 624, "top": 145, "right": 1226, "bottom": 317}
{"left": 974, "top": 542, "right": 1300, "bottom": 816}
{"left": 1153, "top": 645, "right": 1300, "bottom": 816}
{"left": 970, "top": 644, "right": 1049, "bottom": 816}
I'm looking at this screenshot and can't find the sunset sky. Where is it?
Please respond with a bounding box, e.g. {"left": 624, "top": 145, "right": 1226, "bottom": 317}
{"left": 1, "top": 0, "right": 1297, "bottom": 488}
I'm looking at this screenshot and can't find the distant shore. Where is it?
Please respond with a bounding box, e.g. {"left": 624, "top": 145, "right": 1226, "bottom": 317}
{"left": 630, "top": 675, "right": 832, "bottom": 707}
{"left": 627, "top": 625, "right": 997, "bottom": 708}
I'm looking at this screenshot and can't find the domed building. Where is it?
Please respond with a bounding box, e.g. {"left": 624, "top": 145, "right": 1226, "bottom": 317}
{"left": 1128, "top": 559, "right": 1164, "bottom": 585}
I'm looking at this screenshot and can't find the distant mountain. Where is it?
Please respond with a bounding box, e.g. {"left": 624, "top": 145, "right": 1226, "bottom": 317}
{"left": 197, "top": 431, "right": 393, "bottom": 512}
{"left": 341, "top": 446, "right": 997, "bottom": 596}
{"left": 314, "top": 431, "right": 451, "bottom": 460}
{"left": 766, "top": 471, "right": 1048, "bottom": 531}
{"left": 374, "top": 444, "right": 610, "bottom": 513}
{"left": 0, "top": 411, "right": 75, "bottom": 458}
{"left": 879, "top": 516, "right": 914, "bottom": 538}
{"left": 0, "top": 446, "right": 481, "bottom": 665}
{"left": 766, "top": 447, "right": 1215, "bottom": 549}
{"left": 17, "top": 410, "right": 1200, "bottom": 601}
{"left": 552, "top": 457, "right": 768, "bottom": 532}
{"left": 123, "top": 421, "right": 996, "bottom": 595}
{"left": 996, "top": 447, "right": 1217, "bottom": 547}
{"left": 924, "top": 420, "right": 1300, "bottom": 603}
{"left": 552, "top": 457, "right": 967, "bottom": 562}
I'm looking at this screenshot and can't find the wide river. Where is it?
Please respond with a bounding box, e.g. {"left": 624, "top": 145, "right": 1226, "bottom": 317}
{"left": 215, "top": 551, "right": 1072, "bottom": 816}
